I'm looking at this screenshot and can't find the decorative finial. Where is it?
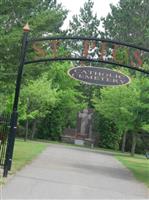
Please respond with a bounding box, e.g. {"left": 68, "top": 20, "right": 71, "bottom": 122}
{"left": 23, "top": 23, "right": 30, "bottom": 32}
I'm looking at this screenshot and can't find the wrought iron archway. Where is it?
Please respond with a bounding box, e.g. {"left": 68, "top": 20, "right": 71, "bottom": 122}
{"left": 3, "top": 23, "right": 149, "bottom": 177}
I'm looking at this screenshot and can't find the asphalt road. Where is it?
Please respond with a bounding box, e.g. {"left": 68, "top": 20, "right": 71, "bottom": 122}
{"left": 1, "top": 144, "right": 149, "bottom": 199}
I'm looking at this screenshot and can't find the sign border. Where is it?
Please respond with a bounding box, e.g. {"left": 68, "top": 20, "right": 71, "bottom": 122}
{"left": 68, "top": 66, "right": 131, "bottom": 86}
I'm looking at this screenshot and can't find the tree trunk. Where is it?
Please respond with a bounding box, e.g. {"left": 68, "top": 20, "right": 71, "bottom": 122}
{"left": 131, "top": 132, "right": 137, "bottom": 156}
{"left": 24, "top": 97, "right": 30, "bottom": 141}
{"left": 121, "top": 132, "right": 127, "bottom": 153}
{"left": 31, "top": 120, "right": 37, "bottom": 140}
{"left": 24, "top": 119, "right": 29, "bottom": 141}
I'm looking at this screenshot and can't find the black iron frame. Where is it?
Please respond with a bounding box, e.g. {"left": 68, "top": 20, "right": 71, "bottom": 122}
{"left": 3, "top": 26, "right": 149, "bottom": 177}
{"left": 0, "top": 114, "right": 10, "bottom": 166}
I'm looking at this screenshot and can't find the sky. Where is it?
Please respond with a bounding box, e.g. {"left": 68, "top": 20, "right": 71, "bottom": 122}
{"left": 57, "top": 0, "right": 119, "bottom": 29}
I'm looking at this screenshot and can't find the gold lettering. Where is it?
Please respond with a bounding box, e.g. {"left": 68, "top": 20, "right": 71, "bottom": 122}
{"left": 131, "top": 50, "right": 143, "bottom": 68}
{"left": 50, "top": 40, "right": 60, "bottom": 58}
{"left": 91, "top": 41, "right": 96, "bottom": 49}
{"left": 83, "top": 40, "right": 89, "bottom": 57}
{"left": 32, "top": 42, "right": 47, "bottom": 59}
{"left": 100, "top": 42, "right": 107, "bottom": 60}
{"left": 112, "top": 45, "right": 117, "bottom": 62}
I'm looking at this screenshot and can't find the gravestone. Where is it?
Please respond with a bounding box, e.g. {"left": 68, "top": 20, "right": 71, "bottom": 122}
{"left": 76, "top": 108, "right": 93, "bottom": 139}
{"left": 62, "top": 109, "right": 94, "bottom": 146}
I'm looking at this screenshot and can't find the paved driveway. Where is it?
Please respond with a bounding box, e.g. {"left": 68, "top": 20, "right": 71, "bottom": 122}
{"left": 1, "top": 144, "right": 149, "bottom": 199}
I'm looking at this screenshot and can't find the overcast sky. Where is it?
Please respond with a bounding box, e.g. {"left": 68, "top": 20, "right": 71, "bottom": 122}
{"left": 57, "top": 0, "right": 119, "bottom": 29}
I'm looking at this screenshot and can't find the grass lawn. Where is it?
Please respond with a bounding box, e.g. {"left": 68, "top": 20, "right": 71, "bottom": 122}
{"left": 115, "top": 153, "right": 149, "bottom": 188}
{"left": 0, "top": 139, "right": 149, "bottom": 189}
{"left": 0, "top": 139, "right": 47, "bottom": 184}
{"left": 12, "top": 139, "right": 48, "bottom": 173}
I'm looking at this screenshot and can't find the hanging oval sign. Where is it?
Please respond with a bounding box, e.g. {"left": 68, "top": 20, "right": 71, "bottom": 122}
{"left": 68, "top": 66, "right": 131, "bottom": 86}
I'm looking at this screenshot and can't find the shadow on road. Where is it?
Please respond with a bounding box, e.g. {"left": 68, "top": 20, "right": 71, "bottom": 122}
{"left": 72, "top": 163, "right": 133, "bottom": 181}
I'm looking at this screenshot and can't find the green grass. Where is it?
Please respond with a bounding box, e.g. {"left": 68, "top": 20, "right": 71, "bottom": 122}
{"left": 116, "top": 154, "right": 149, "bottom": 188}
{"left": 1, "top": 139, "right": 149, "bottom": 188}
{"left": 58, "top": 142, "right": 149, "bottom": 188}
{"left": 66, "top": 143, "right": 149, "bottom": 188}
{"left": 0, "top": 139, "right": 47, "bottom": 184}
{"left": 12, "top": 139, "right": 48, "bottom": 173}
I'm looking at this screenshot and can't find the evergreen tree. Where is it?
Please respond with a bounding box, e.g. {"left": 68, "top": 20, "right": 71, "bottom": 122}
{"left": 68, "top": 0, "right": 100, "bottom": 37}
{"left": 68, "top": 0, "right": 101, "bottom": 108}
{"left": 102, "top": 0, "right": 149, "bottom": 47}
{"left": 0, "top": 0, "right": 67, "bottom": 94}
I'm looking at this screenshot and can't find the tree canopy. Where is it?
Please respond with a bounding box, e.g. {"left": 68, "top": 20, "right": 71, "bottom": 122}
{"left": 102, "top": 0, "right": 149, "bottom": 46}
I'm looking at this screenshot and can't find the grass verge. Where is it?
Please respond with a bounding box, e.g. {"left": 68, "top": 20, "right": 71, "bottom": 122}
{"left": 116, "top": 154, "right": 149, "bottom": 188}
{"left": 0, "top": 139, "right": 47, "bottom": 184}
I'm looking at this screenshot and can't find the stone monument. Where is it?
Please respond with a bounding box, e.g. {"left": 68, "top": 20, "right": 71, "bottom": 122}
{"left": 62, "top": 108, "right": 94, "bottom": 146}
{"left": 76, "top": 108, "right": 93, "bottom": 140}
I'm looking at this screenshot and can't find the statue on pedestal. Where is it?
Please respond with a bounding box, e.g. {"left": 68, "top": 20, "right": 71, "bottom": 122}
{"left": 76, "top": 109, "right": 93, "bottom": 139}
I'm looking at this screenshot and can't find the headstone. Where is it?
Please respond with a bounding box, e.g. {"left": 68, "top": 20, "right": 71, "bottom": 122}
{"left": 77, "top": 109, "right": 93, "bottom": 138}
{"left": 62, "top": 109, "right": 94, "bottom": 145}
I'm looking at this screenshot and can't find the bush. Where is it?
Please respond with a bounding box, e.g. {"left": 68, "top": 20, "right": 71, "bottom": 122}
{"left": 92, "top": 112, "right": 120, "bottom": 150}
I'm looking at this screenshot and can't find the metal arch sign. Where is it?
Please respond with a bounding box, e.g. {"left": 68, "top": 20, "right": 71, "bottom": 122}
{"left": 25, "top": 36, "right": 149, "bottom": 75}
{"left": 68, "top": 66, "right": 131, "bottom": 86}
{"left": 4, "top": 24, "right": 149, "bottom": 178}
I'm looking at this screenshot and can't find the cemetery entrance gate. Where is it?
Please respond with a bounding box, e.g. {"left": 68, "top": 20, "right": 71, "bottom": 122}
{"left": 3, "top": 23, "right": 149, "bottom": 177}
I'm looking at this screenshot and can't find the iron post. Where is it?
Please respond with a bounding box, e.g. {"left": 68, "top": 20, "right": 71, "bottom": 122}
{"left": 3, "top": 23, "right": 30, "bottom": 177}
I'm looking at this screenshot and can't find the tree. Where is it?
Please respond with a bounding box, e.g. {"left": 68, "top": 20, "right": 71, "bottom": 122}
{"left": 68, "top": 0, "right": 100, "bottom": 37}
{"left": 20, "top": 74, "right": 57, "bottom": 139}
{"left": 17, "top": 61, "right": 86, "bottom": 140}
{"left": 0, "top": 0, "right": 67, "bottom": 95}
{"left": 93, "top": 82, "right": 135, "bottom": 152}
{"left": 43, "top": 88, "right": 85, "bottom": 140}
{"left": 92, "top": 112, "right": 119, "bottom": 150}
{"left": 41, "top": 62, "right": 86, "bottom": 140}
{"left": 68, "top": 0, "right": 101, "bottom": 108}
{"left": 0, "top": 0, "right": 68, "bottom": 139}
{"left": 99, "top": 0, "right": 149, "bottom": 154}
{"left": 93, "top": 75, "right": 149, "bottom": 155}
{"left": 102, "top": 0, "right": 149, "bottom": 47}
